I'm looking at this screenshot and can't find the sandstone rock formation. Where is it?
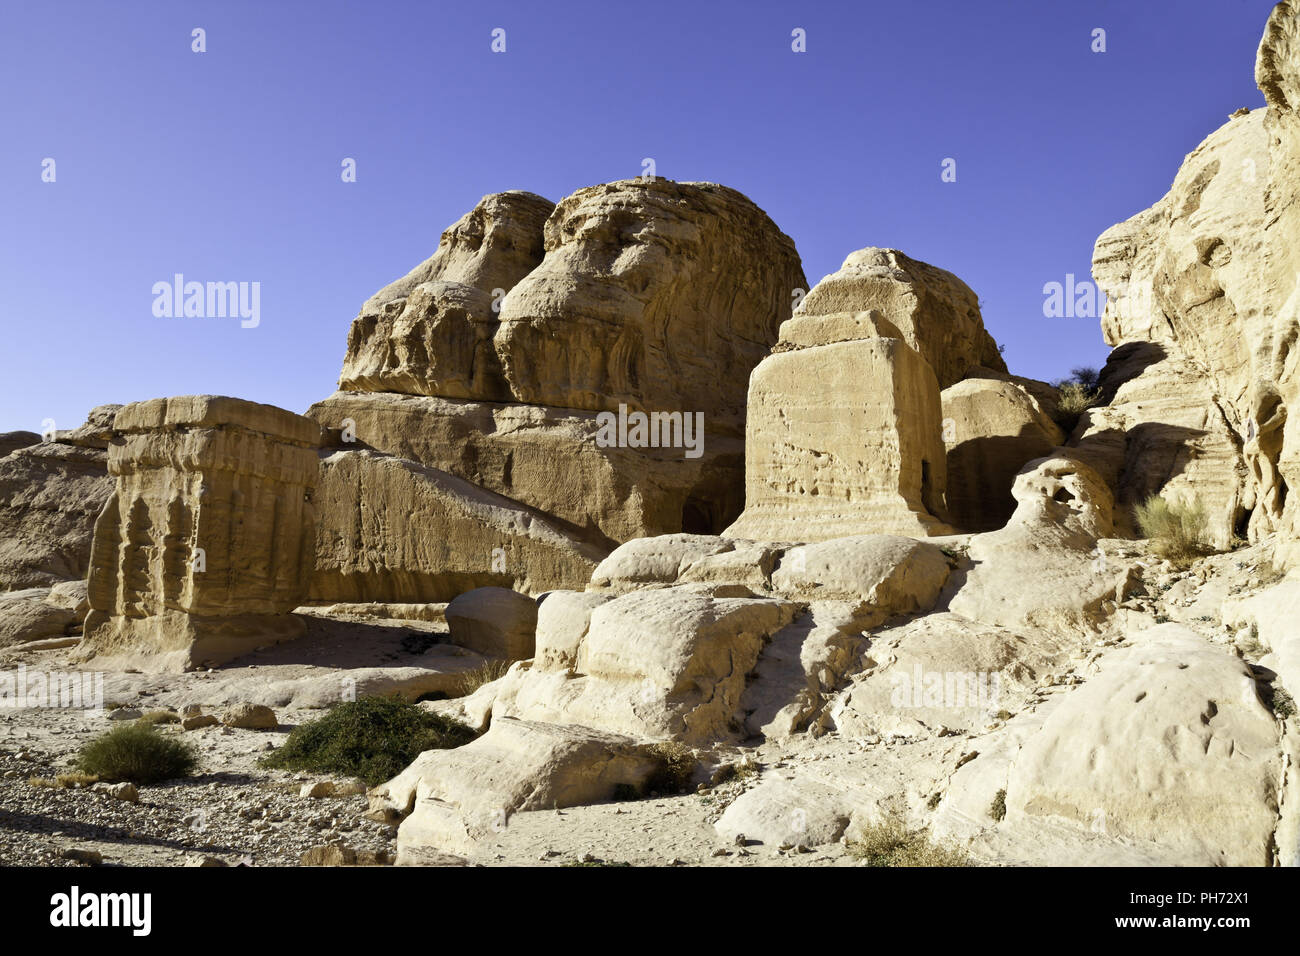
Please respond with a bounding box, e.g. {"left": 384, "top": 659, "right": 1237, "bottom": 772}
{"left": 941, "top": 378, "right": 1065, "bottom": 532}
{"left": 1085, "top": 2, "right": 1300, "bottom": 560}
{"left": 796, "top": 248, "right": 1005, "bottom": 389}
{"left": 494, "top": 179, "right": 805, "bottom": 431}
{"left": 340, "top": 191, "right": 554, "bottom": 399}
{"left": 445, "top": 587, "right": 538, "bottom": 661}
{"left": 83, "top": 396, "right": 322, "bottom": 670}
{"left": 308, "top": 391, "right": 743, "bottom": 545}
{"left": 0, "top": 407, "right": 118, "bottom": 589}
{"left": 724, "top": 310, "right": 953, "bottom": 541}
{"left": 310, "top": 449, "right": 606, "bottom": 602}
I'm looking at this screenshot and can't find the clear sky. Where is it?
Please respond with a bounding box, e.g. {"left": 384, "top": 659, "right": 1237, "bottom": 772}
{"left": 0, "top": 0, "right": 1279, "bottom": 433}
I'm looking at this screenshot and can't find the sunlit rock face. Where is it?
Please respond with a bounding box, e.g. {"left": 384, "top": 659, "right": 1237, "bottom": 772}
{"left": 83, "top": 396, "right": 322, "bottom": 671}
{"left": 493, "top": 179, "right": 807, "bottom": 434}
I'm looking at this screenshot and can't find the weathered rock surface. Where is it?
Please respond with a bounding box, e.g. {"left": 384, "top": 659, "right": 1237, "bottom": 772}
{"left": 948, "top": 455, "right": 1126, "bottom": 635}
{"left": 941, "top": 379, "right": 1065, "bottom": 532}
{"left": 308, "top": 391, "right": 744, "bottom": 543}
{"left": 0, "top": 591, "right": 76, "bottom": 647}
{"left": 310, "top": 449, "right": 606, "bottom": 602}
{"left": 0, "top": 431, "right": 39, "bottom": 459}
{"left": 1087, "top": 5, "right": 1300, "bottom": 560}
{"left": 83, "top": 396, "right": 322, "bottom": 671}
{"left": 725, "top": 311, "right": 953, "bottom": 541}
{"left": 795, "top": 248, "right": 1005, "bottom": 389}
{"left": 445, "top": 587, "right": 538, "bottom": 661}
{"left": 371, "top": 717, "right": 662, "bottom": 860}
{"left": 494, "top": 179, "right": 805, "bottom": 432}
{"left": 0, "top": 407, "right": 119, "bottom": 589}
{"left": 1003, "top": 626, "right": 1279, "bottom": 866}
{"left": 340, "top": 191, "right": 554, "bottom": 399}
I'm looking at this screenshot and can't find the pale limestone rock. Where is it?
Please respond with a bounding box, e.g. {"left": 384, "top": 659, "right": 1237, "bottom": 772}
{"left": 310, "top": 449, "right": 606, "bottom": 602}
{"left": 534, "top": 590, "right": 613, "bottom": 675}
{"left": 371, "top": 717, "right": 662, "bottom": 859}
{"left": 828, "top": 612, "right": 1074, "bottom": 737}
{"left": 948, "top": 456, "right": 1124, "bottom": 635}
{"left": 1004, "top": 625, "right": 1280, "bottom": 866}
{"left": 45, "top": 580, "right": 89, "bottom": 621}
{"left": 0, "top": 407, "right": 119, "bottom": 589}
{"left": 941, "top": 379, "right": 1065, "bottom": 531}
{"left": 221, "top": 702, "right": 279, "bottom": 729}
{"left": 795, "top": 248, "right": 1005, "bottom": 388}
{"left": 496, "top": 586, "right": 800, "bottom": 745}
{"left": 307, "top": 391, "right": 745, "bottom": 543}
{"left": 590, "top": 534, "right": 736, "bottom": 588}
{"left": 494, "top": 179, "right": 805, "bottom": 434}
{"left": 770, "top": 535, "right": 951, "bottom": 613}
{"left": 724, "top": 311, "right": 953, "bottom": 542}
{"left": 83, "top": 396, "right": 322, "bottom": 671}
{"left": 445, "top": 587, "right": 537, "bottom": 661}
{"left": 713, "top": 778, "right": 851, "bottom": 848}
{"left": 740, "top": 601, "right": 873, "bottom": 739}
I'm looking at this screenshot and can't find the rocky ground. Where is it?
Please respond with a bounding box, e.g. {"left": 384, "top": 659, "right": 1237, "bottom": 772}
{"left": 0, "top": 538, "right": 1290, "bottom": 868}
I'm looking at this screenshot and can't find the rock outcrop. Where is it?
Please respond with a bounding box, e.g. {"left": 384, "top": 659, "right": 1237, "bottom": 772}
{"left": 724, "top": 310, "right": 953, "bottom": 541}
{"left": 0, "top": 406, "right": 119, "bottom": 589}
{"left": 494, "top": 179, "right": 805, "bottom": 431}
{"left": 942, "top": 379, "right": 1065, "bottom": 532}
{"left": 340, "top": 191, "right": 554, "bottom": 399}
{"left": 1086, "top": 1, "right": 1300, "bottom": 561}
{"left": 310, "top": 448, "right": 606, "bottom": 602}
{"left": 83, "top": 396, "right": 322, "bottom": 671}
{"left": 796, "top": 247, "right": 1005, "bottom": 389}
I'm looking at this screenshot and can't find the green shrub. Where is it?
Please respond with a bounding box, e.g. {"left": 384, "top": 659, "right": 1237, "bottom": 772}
{"left": 1053, "top": 382, "right": 1101, "bottom": 433}
{"left": 1135, "top": 495, "right": 1215, "bottom": 568}
{"left": 849, "top": 816, "right": 975, "bottom": 867}
{"left": 76, "top": 724, "right": 196, "bottom": 783}
{"left": 259, "top": 695, "right": 478, "bottom": 786}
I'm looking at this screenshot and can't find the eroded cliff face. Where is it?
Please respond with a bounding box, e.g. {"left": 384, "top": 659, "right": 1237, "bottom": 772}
{"left": 1086, "top": 1, "right": 1300, "bottom": 561}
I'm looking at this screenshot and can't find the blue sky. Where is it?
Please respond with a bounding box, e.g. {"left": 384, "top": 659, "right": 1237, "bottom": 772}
{"left": 0, "top": 0, "right": 1279, "bottom": 432}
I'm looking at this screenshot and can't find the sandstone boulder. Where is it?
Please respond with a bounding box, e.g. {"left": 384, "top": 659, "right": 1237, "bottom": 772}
{"left": 795, "top": 248, "right": 1005, "bottom": 388}
{"left": 770, "top": 535, "right": 951, "bottom": 612}
{"left": 0, "top": 431, "right": 39, "bottom": 459}
{"left": 1003, "top": 625, "right": 1280, "bottom": 866}
{"left": 445, "top": 587, "right": 538, "bottom": 661}
{"left": 372, "top": 717, "right": 662, "bottom": 860}
{"left": 714, "top": 777, "right": 851, "bottom": 848}
{"left": 941, "top": 379, "right": 1065, "bottom": 532}
{"left": 724, "top": 311, "right": 953, "bottom": 541}
{"left": 1085, "top": 6, "right": 1300, "bottom": 558}
{"left": 0, "top": 592, "right": 76, "bottom": 647}
{"left": 83, "top": 396, "right": 322, "bottom": 671}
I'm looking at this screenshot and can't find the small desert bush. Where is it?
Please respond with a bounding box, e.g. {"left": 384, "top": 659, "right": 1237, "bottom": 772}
{"left": 453, "top": 660, "right": 513, "bottom": 698}
{"left": 259, "top": 695, "right": 478, "bottom": 786}
{"left": 1273, "top": 687, "right": 1297, "bottom": 720}
{"left": 645, "top": 741, "right": 696, "bottom": 795}
{"left": 136, "top": 710, "right": 180, "bottom": 725}
{"left": 76, "top": 724, "right": 196, "bottom": 784}
{"left": 989, "top": 789, "right": 1007, "bottom": 822}
{"left": 1135, "top": 495, "right": 1215, "bottom": 568}
{"left": 28, "top": 772, "right": 100, "bottom": 789}
{"left": 849, "top": 817, "right": 975, "bottom": 867}
{"left": 1053, "top": 382, "right": 1101, "bottom": 433}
